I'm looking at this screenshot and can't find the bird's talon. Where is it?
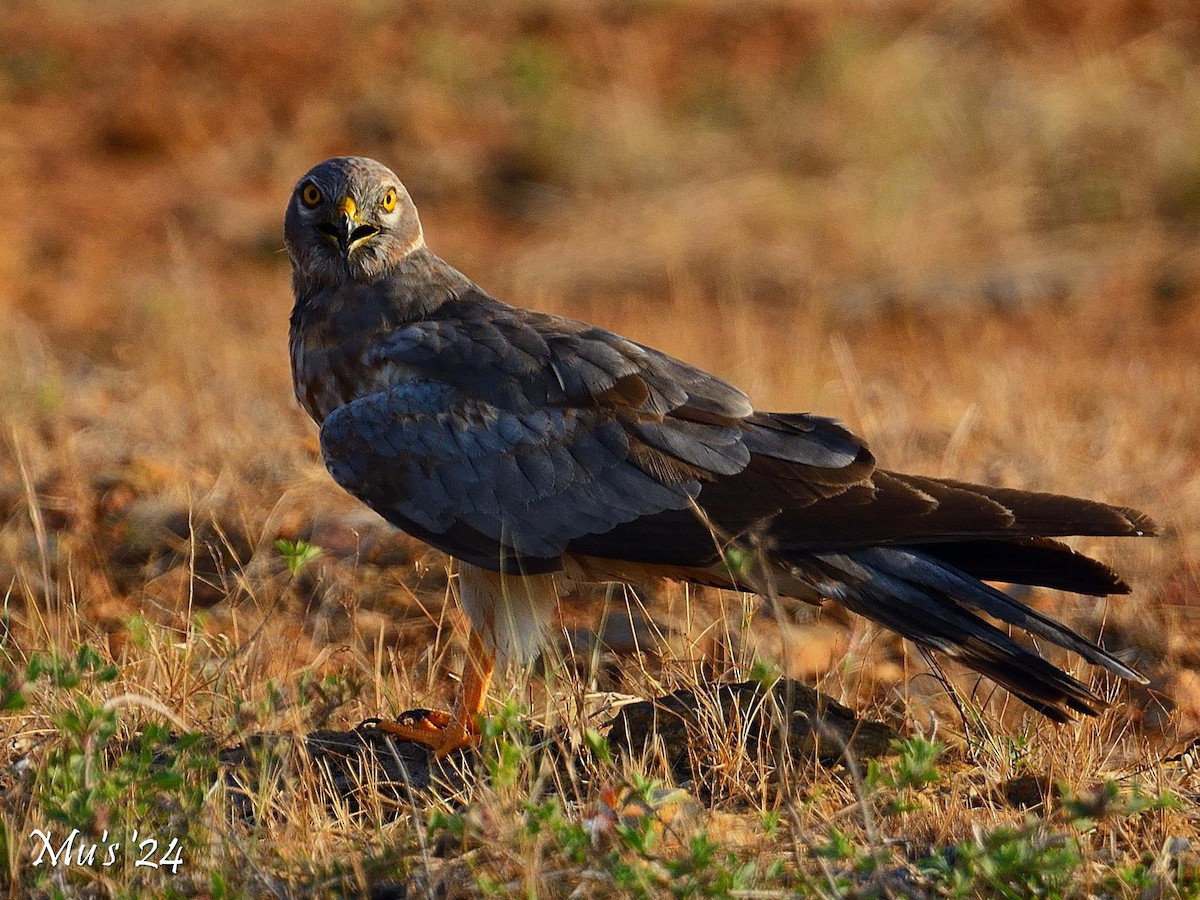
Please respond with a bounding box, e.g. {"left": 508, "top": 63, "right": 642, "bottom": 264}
{"left": 398, "top": 708, "right": 453, "bottom": 729}
{"left": 360, "top": 710, "right": 477, "bottom": 756}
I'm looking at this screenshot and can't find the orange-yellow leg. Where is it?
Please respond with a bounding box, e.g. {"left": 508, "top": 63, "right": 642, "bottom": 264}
{"left": 369, "top": 630, "right": 495, "bottom": 756}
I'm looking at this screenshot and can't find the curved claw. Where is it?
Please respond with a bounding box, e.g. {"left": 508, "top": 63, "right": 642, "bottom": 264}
{"left": 359, "top": 628, "right": 496, "bottom": 758}
{"left": 365, "top": 709, "right": 476, "bottom": 756}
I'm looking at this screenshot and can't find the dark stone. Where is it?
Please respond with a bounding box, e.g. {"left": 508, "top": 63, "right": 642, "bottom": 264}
{"left": 607, "top": 678, "right": 898, "bottom": 784}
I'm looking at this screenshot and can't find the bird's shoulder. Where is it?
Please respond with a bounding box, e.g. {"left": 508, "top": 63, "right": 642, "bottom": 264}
{"left": 365, "top": 284, "right": 753, "bottom": 422}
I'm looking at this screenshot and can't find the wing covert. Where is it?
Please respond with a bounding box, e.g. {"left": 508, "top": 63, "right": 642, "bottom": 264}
{"left": 318, "top": 379, "right": 705, "bottom": 566}
{"left": 319, "top": 289, "right": 877, "bottom": 572}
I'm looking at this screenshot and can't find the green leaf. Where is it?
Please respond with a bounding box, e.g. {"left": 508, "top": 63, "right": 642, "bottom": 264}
{"left": 275, "top": 538, "right": 322, "bottom": 574}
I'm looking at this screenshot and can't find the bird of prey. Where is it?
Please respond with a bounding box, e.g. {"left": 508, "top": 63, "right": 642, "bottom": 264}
{"left": 285, "top": 156, "right": 1153, "bottom": 755}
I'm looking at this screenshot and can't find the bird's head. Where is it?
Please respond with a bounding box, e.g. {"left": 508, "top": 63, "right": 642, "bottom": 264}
{"left": 284, "top": 156, "right": 424, "bottom": 287}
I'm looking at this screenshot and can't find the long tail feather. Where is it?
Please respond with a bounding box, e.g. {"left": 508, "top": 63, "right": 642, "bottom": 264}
{"left": 909, "top": 536, "right": 1131, "bottom": 596}
{"left": 799, "top": 546, "right": 1145, "bottom": 720}
{"left": 893, "top": 474, "right": 1157, "bottom": 540}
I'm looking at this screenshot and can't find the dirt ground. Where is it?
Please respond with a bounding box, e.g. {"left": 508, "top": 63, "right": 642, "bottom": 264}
{"left": 3, "top": 1, "right": 1200, "bottom": 895}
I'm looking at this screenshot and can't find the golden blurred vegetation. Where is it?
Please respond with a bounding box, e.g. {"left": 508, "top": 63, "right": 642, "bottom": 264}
{"left": 3, "top": 1, "right": 1200, "bottom": 895}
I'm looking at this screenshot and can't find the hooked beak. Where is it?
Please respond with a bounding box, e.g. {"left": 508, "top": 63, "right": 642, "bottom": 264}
{"left": 318, "top": 196, "right": 379, "bottom": 252}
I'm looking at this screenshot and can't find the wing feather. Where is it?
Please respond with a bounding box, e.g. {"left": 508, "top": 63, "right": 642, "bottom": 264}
{"left": 319, "top": 380, "right": 707, "bottom": 565}
{"left": 320, "top": 289, "right": 875, "bottom": 571}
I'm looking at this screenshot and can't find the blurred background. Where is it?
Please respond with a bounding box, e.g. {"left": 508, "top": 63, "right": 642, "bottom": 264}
{"left": 1, "top": 0, "right": 1198, "bottom": 737}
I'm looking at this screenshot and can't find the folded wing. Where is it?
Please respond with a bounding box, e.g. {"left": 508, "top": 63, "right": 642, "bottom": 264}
{"left": 318, "top": 291, "right": 1153, "bottom": 720}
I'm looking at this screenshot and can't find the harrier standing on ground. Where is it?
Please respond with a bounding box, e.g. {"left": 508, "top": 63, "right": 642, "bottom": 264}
{"left": 286, "top": 156, "right": 1152, "bottom": 755}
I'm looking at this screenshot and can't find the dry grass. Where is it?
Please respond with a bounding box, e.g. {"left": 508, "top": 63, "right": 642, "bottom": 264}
{"left": 3, "top": 0, "right": 1200, "bottom": 896}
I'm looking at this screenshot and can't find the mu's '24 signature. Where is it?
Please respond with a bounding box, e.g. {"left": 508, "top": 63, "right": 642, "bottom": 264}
{"left": 29, "top": 829, "right": 183, "bottom": 872}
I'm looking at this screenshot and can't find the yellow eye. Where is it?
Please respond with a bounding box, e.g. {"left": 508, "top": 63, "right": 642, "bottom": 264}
{"left": 300, "top": 183, "right": 322, "bottom": 207}
{"left": 381, "top": 187, "right": 398, "bottom": 213}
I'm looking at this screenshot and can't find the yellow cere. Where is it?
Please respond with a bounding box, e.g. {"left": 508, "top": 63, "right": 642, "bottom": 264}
{"left": 336, "top": 196, "right": 357, "bottom": 219}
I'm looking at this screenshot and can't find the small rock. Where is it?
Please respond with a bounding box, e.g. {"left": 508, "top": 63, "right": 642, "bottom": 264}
{"left": 997, "top": 773, "right": 1058, "bottom": 809}
{"left": 607, "top": 678, "right": 897, "bottom": 784}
